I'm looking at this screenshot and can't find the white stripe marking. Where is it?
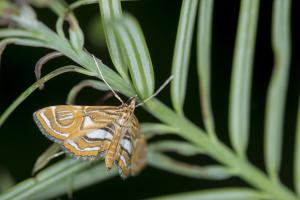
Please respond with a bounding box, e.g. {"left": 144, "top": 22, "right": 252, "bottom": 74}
{"left": 68, "top": 140, "right": 100, "bottom": 151}
{"left": 86, "top": 129, "right": 113, "bottom": 140}
{"left": 121, "top": 139, "right": 132, "bottom": 153}
{"left": 40, "top": 112, "right": 69, "bottom": 137}
{"left": 120, "top": 155, "right": 127, "bottom": 166}
{"left": 83, "top": 116, "right": 93, "bottom": 127}
{"left": 59, "top": 115, "right": 74, "bottom": 121}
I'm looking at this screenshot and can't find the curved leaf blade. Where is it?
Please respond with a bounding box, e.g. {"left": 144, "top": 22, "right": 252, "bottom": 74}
{"left": 264, "top": 0, "right": 291, "bottom": 182}
{"left": 0, "top": 159, "right": 116, "bottom": 200}
{"left": 171, "top": 0, "right": 199, "bottom": 115}
{"left": 149, "top": 141, "right": 205, "bottom": 156}
{"left": 113, "top": 14, "right": 155, "bottom": 99}
{"left": 66, "top": 80, "right": 109, "bottom": 104}
{"left": 148, "top": 152, "right": 232, "bottom": 180}
{"left": 197, "top": 0, "right": 216, "bottom": 138}
{"left": 98, "top": 0, "right": 129, "bottom": 81}
{"left": 229, "top": 0, "right": 259, "bottom": 157}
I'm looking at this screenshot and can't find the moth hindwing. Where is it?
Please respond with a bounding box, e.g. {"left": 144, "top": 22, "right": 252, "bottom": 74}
{"left": 33, "top": 97, "right": 147, "bottom": 178}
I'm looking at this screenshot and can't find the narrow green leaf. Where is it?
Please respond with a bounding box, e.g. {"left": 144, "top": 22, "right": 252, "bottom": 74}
{"left": 294, "top": 95, "right": 300, "bottom": 196}
{"left": 264, "top": 0, "right": 291, "bottom": 182}
{"left": 113, "top": 14, "right": 155, "bottom": 99}
{"left": 141, "top": 123, "right": 178, "bottom": 139}
{"left": 32, "top": 144, "right": 61, "bottom": 175}
{"left": 30, "top": 162, "right": 116, "bottom": 200}
{"left": 98, "top": 0, "right": 129, "bottom": 81}
{"left": 68, "top": 14, "right": 85, "bottom": 52}
{"left": 197, "top": 0, "right": 216, "bottom": 139}
{"left": 66, "top": 80, "right": 109, "bottom": 104}
{"left": 0, "top": 159, "right": 116, "bottom": 200}
{"left": 149, "top": 141, "right": 205, "bottom": 156}
{"left": 70, "top": 0, "right": 139, "bottom": 10}
{"left": 56, "top": 15, "right": 66, "bottom": 39}
{"left": 0, "top": 66, "right": 96, "bottom": 127}
{"left": 148, "top": 152, "right": 232, "bottom": 180}
{"left": 171, "top": 0, "right": 199, "bottom": 115}
{"left": 229, "top": 0, "right": 259, "bottom": 157}
{"left": 70, "top": 0, "right": 97, "bottom": 10}
{"left": 0, "top": 38, "right": 48, "bottom": 57}
{"left": 47, "top": 0, "right": 68, "bottom": 16}
{"left": 146, "top": 188, "right": 267, "bottom": 200}
{"left": 0, "top": 29, "right": 41, "bottom": 39}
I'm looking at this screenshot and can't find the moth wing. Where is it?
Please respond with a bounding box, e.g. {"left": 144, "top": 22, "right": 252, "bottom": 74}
{"left": 62, "top": 124, "right": 116, "bottom": 160}
{"left": 33, "top": 105, "right": 85, "bottom": 143}
{"left": 116, "top": 115, "right": 147, "bottom": 178}
{"left": 34, "top": 105, "right": 120, "bottom": 159}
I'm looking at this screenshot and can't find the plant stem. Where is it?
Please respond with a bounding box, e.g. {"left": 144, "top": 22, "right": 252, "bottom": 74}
{"left": 145, "top": 99, "right": 297, "bottom": 200}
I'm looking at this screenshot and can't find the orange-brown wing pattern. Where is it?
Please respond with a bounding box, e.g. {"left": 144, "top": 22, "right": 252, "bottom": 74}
{"left": 62, "top": 124, "right": 116, "bottom": 159}
{"left": 114, "top": 115, "right": 147, "bottom": 178}
{"left": 33, "top": 106, "right": 84, "bottom": 142}
{"left": 33, "top": 105, "right": 119, "bottom": 159}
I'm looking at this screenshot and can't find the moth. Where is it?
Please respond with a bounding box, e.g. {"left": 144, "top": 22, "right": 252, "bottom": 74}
{"left": 33, "top": 97, "right": 147, "bottom": 178}
{"left": 33, "top": 55, "right": 172, "bottom": 178}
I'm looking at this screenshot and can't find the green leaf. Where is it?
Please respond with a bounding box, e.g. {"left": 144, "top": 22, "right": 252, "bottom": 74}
{"left": 0, "top": 159, "right": 116, "bottom": 200}
{"left": 68, "top": 14, "right": 85, "bottom": 52}
{"left": 31, "top": 161, "right": 116, "bottom": 200}
{"left": 113, "top": 14, "right": 155, "bottom": 99}
{"left": 98, "top": 0, "right": 129, "bottom": 82}
{"left": 264, "top": 0, "right": 291, "bottom": 182}
{"left": 149, "top": 141, "right": 205, "bottom": 156}
{"left": 141, "top": 123, "right": 178, "bottom": 139}
{"left": 32, "top": 144, "right": 61, "bottom": 175}
{"left": 148, "top": 152, "right": 232, "bottom": 180}
{"left": 0, "top": 65, "right": 96, "bottom": 127}
{"left": 0, "top": 38, "right": 48, "bottom": 58}
{"left": 66, "top": 80, "right": 109, "bottom": 104}
{"left": 70, "top": 0, "right": 98, "bottom": 10}
{"left": 171, "top": 0, "right": 199, "bottom": 115}
{"left": 229, "top": 0, "right": 259, "bottom": 157}
{"left": 294, "top": 95, "right": 300, "bottom": 196}
{"left": 47, "top": 0, "right": 68, "bottom": 16}
{"left": 146, "top": 188, "right": 267, "bottom": 200}
{"left": 0, "top": 29, "right": 41, "bottom": 39}
{"left": 197, "top": 0, "right": 216, "bottom": 139}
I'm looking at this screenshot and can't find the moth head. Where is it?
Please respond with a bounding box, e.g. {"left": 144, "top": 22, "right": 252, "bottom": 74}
{"left": 126, "top": 96, "right": 136, "bottom": 111}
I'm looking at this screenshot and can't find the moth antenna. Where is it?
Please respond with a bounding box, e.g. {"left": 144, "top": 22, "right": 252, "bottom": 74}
{"left": 136, "top": 75, "right": 174, "bottom": 107}
{"left": 92, "top": 55, "right": 124, "bottom": 104}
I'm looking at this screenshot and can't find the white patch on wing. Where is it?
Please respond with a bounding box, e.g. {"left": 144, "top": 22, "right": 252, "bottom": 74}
{"left": 121, "top": 139, "right": 132, "bottom": 153}
{"left": 40, "top": 111, "right": 69, "bottom": 137}
{"left": 87, "top": 129, "right": 112, "bottom": 140}
{"left": 67, "top": 140, "right": 100, "bottom": 151}
{"left": 83, "top": 116, "right": 93, "bottom": 127}
{"left": 120, "top": 155, "right": 127, "bottom": 166}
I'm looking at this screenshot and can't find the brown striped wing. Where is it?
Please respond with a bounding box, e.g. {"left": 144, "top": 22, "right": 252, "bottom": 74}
{"left": 33, "top": 105, "right": 120, "bottom": 159}
{"left": 113, "top": 116, "right": 147, "bottom": 178}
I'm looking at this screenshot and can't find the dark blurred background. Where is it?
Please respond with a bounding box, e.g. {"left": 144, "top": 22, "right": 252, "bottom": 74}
{"left": 0, "top": 0, "right": 299, "bottom": 199}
